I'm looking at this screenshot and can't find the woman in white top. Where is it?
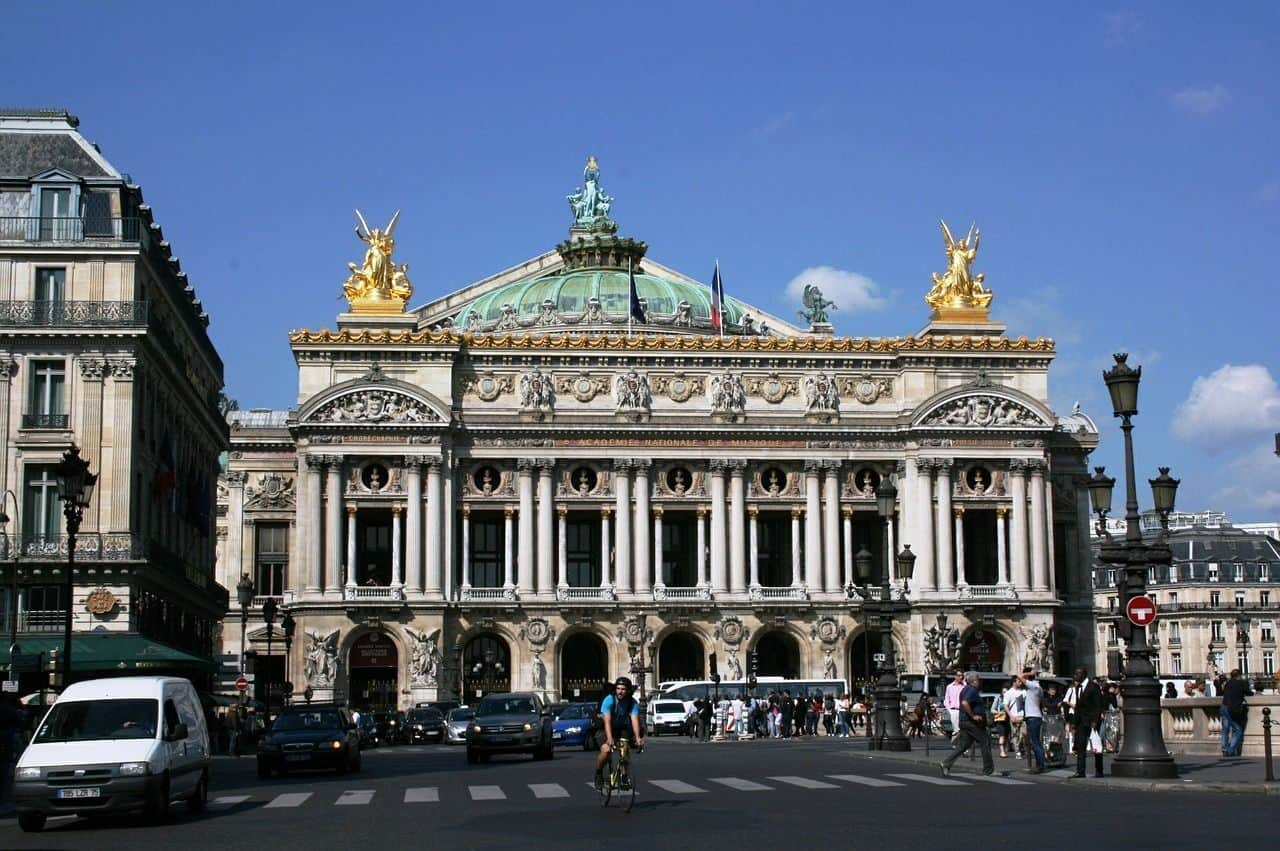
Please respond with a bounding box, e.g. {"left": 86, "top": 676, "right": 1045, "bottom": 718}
{"left": 1003, "top": 679, "right": 1027, "bottom": 759}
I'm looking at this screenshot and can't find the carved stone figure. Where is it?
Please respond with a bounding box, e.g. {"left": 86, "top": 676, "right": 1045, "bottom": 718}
{"left": 305, "top": 629, "right": 340, "bottom": 688}
{"left": 803, "top": 373, "right": 840, "bottom": 413}
{"left": 823, "top": 650, "right": 837, "bottom": 680}
{"left": 727, "top": 653, "right": 743, "bottom": 681}
{"left": 244, "top": 473, "right": 296, "bottom": 509}
{"left": 708, "top": 371, "right": 747, "bottom": 416}
{"left": 613, "top": 368, "right": 651, "bottom": 412}
{"left": 407, "top": 627, "right": 442, "bottom": 686}
{"left": 925, "top": 219, "right": 992, "bottom": 311}
{"left": 923, "top": 395, "right": 1041, "bottom": 428}
{"left": 798, "top": 284, "right": 836, "bottom": 326}
{"left": 531, "top": 653, "right": 547, "bottom": 690}
{"left": 567, "top": 155, "right": 615, "bottom": 226}
{"left": 1022, "top": 623, "right": 1053, "bottom": 673}
{"left": 314, "top": 390, "right": 436, "bottom": 425}
{"left": 519, "top": 368, "right": 554, "bottom": 411}
{"left": 343, "top": 210, "right": 412, "bottom": 308}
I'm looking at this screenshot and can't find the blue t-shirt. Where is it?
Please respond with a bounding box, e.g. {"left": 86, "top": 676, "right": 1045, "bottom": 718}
{"left": 600, "top": 694, "right": 639, "bottom": 731}
{"left": 959, "top": 684, "right": 986, "bottom": 719}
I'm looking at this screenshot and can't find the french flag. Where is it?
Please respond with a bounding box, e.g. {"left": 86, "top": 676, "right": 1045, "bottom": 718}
{"left": 709, "top": 261, "right": 725, "bottom": 334}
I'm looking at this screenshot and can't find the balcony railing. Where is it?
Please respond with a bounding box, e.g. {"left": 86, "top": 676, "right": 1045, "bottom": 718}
{"left": 652, "top": 584, "right": 712, "bottom": 602}
{"left": 460, "top": 586, "right": 517, "bottom": 602}
{"left": 0, "top": 610, "right": 70, "bottom": 633}
{"left": 555, "top": 586, "right": 617, "bottom": 602}
{"left": 0, "top": 216, "right": 143, "bottom": 243}
{"left": 956, "top": 583, "right": 1019, "bottom": 601}
{"left": 0, "top": 300, "right": 149, "bottom": 327}
{"left": 749, "top": 585, "right": 809, "bottom": 601}
{"left": 20, "top": 413, "right": 70, "bottom": 430}
{"left": 343, "top": 585, "right": 404, "bottom": 602}
{"left": 8, "top": 533, "right": 146, "bottom": 561}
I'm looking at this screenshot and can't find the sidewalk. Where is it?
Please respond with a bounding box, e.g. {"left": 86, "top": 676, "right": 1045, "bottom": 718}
{"left": 846, "top": 733, "right": 1280, "bottom": 796}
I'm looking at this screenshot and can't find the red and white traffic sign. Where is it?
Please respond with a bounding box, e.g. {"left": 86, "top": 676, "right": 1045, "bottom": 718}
{"left": 235, "top": 676, "right": 249, "bottom": 692}
{"left": 1126, "top": 595, "right": 1157, "bottom": 627}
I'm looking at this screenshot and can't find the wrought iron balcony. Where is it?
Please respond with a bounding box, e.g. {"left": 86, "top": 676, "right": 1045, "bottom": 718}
{"left": 0, "top": 216, "right": 143, "bottom": 243}
{"left": 0, "top": 300, "right": 149, "bottom": 327}
{"left": 20, "top": 413, "right": 70, "bottom": 430}
{"left": 9, "top": 533, "right": 146, "bottom": 561}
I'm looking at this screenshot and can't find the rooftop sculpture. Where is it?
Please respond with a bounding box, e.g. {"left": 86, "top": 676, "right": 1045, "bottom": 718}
{"left": 342, "top": 210, "right": 413, "bottom": 313}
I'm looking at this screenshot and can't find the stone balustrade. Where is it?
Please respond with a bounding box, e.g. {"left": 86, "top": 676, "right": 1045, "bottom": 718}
{"left": 1159, "top": 694, "right": 1279, "bottom": 758}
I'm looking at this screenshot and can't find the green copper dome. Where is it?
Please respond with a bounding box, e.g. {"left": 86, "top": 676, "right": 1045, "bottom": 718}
{"left": 452, "top": 268, "right": 753, "bottom": 334}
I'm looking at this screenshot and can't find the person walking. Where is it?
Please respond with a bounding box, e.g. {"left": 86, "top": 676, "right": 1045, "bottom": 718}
{"left": 779, "top": 691, "right": 793, "bottom": 738}
{"left": 943, "top": 669, "right": 965, "bottom": 740}
{"left": 1071, "top": 667, "right": 1105, "bottom": 778}
{"left": 1020, "top": 668, "right": 1046, "bottom": 774}
{"left": 836, "top": 693, "right": 852, "bottom": 737}
{"left": 1063, "top": 671, "right": 1084, "bottom": 754}
{"left": 939, "top": 671, "right": 994, "bottom": 776}
{"left": 1221, "top": 668, "right": 1253, "bottom": 756}
{"left": 697, "top": 697, "right": 713, "bottom": 741}
{"left": 823, "top": 693, "right": 836, "bottom": 736}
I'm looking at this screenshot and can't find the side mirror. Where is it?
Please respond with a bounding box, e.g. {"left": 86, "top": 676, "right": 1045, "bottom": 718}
{"left": 167, "top": 722, "right": 188, "bottom": 742}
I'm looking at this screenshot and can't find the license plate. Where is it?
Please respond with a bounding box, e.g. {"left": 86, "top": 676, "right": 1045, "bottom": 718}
{"left": 285, "top": 754, "right": 311, "bottom": 762}
{"left": 490, "top": 736, "right": 512, "bottom": 744}
{"left": 553, "top": 732, "right": 563, "bottom": 739}
{"left": 57, "top": 788, "right": 100, "bottom": 799}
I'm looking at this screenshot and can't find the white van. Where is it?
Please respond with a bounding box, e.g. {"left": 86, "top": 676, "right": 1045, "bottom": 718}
{"left": 646, "top": 699, "right": 689, "bottom": 736}
{"left": 14, "top": 676, "right": 210, "bottom": 833}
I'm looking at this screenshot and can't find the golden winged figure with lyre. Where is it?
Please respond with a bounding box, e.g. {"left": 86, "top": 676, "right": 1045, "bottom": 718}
{"left": 342, "top": 210, "right": 412, "bottom": 313}
{"left": 925, "top": 219, "right": 993, "bottom": 313}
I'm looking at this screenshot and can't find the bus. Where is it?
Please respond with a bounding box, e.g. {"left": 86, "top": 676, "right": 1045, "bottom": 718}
{"left": 658, "top": 677, "right": 847, "bottom": 705}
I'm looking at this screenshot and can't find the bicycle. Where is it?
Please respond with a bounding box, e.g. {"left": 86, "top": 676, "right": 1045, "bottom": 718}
{"left": 597, "top": 738, "right": 640, "bottom": 812}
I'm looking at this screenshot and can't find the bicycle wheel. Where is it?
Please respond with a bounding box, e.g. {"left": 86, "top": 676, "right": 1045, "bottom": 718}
{"left": 598, "top": 754, "right": 614, "bottom": 808}
{"left": 622, "top": 765, "right": 636, "bottom": 813}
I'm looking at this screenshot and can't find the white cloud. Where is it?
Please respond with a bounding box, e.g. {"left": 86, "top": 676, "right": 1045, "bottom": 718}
{"left": 1211, "top": 444, "right": 1280, "bottom": 515}
{"left": 784, "top": 266, "right": 888, "bottom": 317}
{"left": 1104, "top": 11, "right": 1143, "bottom": 46}
{"left": 1171, "top": 364, "right": 1280, "bottom": 448}
{"left": 1170, "top": 84, "right": 1230, "bottom": 115}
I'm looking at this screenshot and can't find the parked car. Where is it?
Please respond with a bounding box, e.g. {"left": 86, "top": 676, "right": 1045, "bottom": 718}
{"left": 416, "top": 700, "right": 460, "bottom": 715}
{"left": 547, "top": 701, "right": 570, "bottom": 719}
{"left": 445, "top": 707, "right": 475, "bottom": 745}
{"left": 257, "top": 704, "right": 361, "bottom": 778}
{"left": 14, "top": 676, "right": 211, "bottom": 834}
{"left": 465, "top": 692, "right": 554, "bottom": 763}
{"left": 646, "top": 699, "right": 689, "bottom": 736}
{"left": 550, "top": 702, "right": 598, "bottom": 749}
{"left": 406, "top": 707, "right": 446, "bottom": 744}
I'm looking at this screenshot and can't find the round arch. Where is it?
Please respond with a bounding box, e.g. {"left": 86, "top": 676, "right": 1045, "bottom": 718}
{"left": 657, "top": 631, "right": 706, "bottom": 682}
{"left": 958, "top": 625, "right": 1007, "bottom": 672}
{"left": 753, "top": 631, "right": 800, "bottom": 679}
{"left": 846, "top": 628, "right": 906, "bottom": 695}
{"left": 461, "top": 633, "right": 511, "bottom": 700}
{"left": 342, "top": 628, "right": 403, "bottom": 712}
{"left": 560, "top": 631, "right": 610, "bottom": 703}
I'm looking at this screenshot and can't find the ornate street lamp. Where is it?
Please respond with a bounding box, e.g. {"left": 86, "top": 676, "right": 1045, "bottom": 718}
{"left": 1093, "top": 353, "right": 1179, "bottom": 779}
{"left": 281, "top": 610, "right": 296, "bottom": 706}
{"left": 452, "top": 635, "right": 465, "bottom": 702}
{"left": 54, "top": 445, "right": 96, "bottom": 688}
{"left": 235, "top": 574, "right": 254, "bottom": 697}
{"left": 262, "top": 597, "right": 278, "bottom": 720}
{"left": 849, "top": 534, "right": 915, "bottom": 751}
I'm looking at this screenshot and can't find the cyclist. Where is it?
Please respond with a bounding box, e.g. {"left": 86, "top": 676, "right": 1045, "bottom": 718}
{"left": 594, "top": 676, "right": 645, "bottom": 788}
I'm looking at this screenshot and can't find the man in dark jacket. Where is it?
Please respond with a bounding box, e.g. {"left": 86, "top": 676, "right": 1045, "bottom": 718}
{"left": 1071, "top": 667, "right": 1105, "bottom": 778}
{"left": 1221, "top": 669, "right": 1252, "bottom": 756}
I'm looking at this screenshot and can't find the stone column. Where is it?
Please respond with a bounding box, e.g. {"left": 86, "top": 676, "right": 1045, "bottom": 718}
{"left": 425, "top": 459, "right": 443, "bottom": 597}
{"left": 345, "top": 504, "right": 357, "bottom": 588}
{"left": 633, "top": 461, "right": 652, "bottom": 595}
{"left": 614, "top": 462, "right": 632, "bottom": 594}
{"left": 305, "top": 456, "right": 324, "bottom": 594}
{"left": 537, "top": 459, "right": 555, "bottom": 596}
{"left": 390, "top": 505, "right": 403, "bottom": 588}
{"left": 105, "top": 360, "right": 135, "bottom": 531}
{"left": 841, "top": 506, "right": 853, "bottom": 591}
{"left": 325, "top": 458, "right": 344, "bottom": 595}
{"left": 695, "top": 506, "right": 708, "bottom": 589}
{"left": 748, "top": 506, "right": 760, "bottom": 588}
{"left": 790, "top": 506, "right": 803, "bottom": 587}
{"left": 462, "top": 506, "right": 473, "bottom": 590}
{"left": 517, "top": 459, "right": 535, "bottom": 596}
{"left": 404, "top": 459, "right": 423, "bottom": 595}
{"left": 77, "top": 358, "right": 106, "bottom": 529}
{"left": 1074, "top": 481, "right": 1092, "bottom": 603}
{"left": 803, "top": 461, "right": 822, "bottom": 590}
{"left": 898, "top": 457, "right": 914, "bottom": 566}
{"left": 935, "top": 460, "right": 955, "bottom": 592}
{"left": 652, "top": 506, "right": 665, "bottom": 586}
{"left": 915, "top": 459, "right": 936, "bottom": 593}
{"left": 599, "top": 507, "right": 612, "bottom": 590}
{"left": 709, "top": 461, "right": 728, "bottom": 594}
{"left": 224, "top": 471, "right": 246, "bottom": 592}
{"left": 1045, "top": 474, "right": 1058, "bottom": 593}
{"left": 1010, "top": 461, "right": 1031, "bottom": 591}
{"left": 1029, "top": 460, "right": 1049, "bottom": 592}
{"left": 728, "top": 460, "right": 747, "bottom": 594}
{"left": 502, "top": 505, "right": 514, "bottom": 590}
{"left": 823, "top": 462, "right": 841, "bottom": 593}
{"left": 996, "top": 506, "right": 1010, "bottom": 585}
{"left": 557, "top": 505, "right": 568, "bottom": 590}
{"left": 887, "top": 508, "right": 897, "bottom": 582}
{"left": 953, "top": 506, "right": 966, "bottom": 585}
{"left": 442, "top": 457, "right": 455, "bottom": 601}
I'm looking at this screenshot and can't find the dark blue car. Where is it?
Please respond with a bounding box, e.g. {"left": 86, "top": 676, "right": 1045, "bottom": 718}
{"left": 550, "top": 702, "right": 599, "bottom": 749}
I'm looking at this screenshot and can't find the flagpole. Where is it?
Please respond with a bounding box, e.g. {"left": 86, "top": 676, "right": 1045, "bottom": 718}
{"left": 628, "top": 257, "right": 633, "bottom": 338}
{"left": 716, "top": 259, "right": 724, "bottom": 339}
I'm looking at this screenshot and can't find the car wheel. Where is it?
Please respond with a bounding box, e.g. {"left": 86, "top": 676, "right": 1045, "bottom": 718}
{"left": 186, "top": 771, "right": 209, "bottom": 813}
{"left": 17, "top": 813, "right": 45, "bottom": 833}
{"left": 257, "top": 762, "right": 272, "bottom": 779}
{"left": 336, "top": 752, "right": 350, "bottom": 775}
{"left": 466, "top": 747, "right": 478, "bottom": 764}
{"left": 145, "top": 772, "right": 171, "bottom": 822}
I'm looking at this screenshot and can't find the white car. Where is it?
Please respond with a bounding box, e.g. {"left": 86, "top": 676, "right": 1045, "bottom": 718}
{"left": 444, "top": 707, "right": 474, "bottom": 744}
{"left": 646, "top": 699, "right": 689, "bottom": 736}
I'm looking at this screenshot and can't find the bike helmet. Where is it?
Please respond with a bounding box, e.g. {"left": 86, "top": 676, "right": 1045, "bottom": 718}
{"left": 613, "top": 676, "right": 634, "bottom": 690}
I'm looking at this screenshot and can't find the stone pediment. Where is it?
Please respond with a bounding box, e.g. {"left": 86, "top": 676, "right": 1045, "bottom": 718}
{"left": 914, "top": 387, "right": 1052, "bottom": 430}
{"left": 297, "top": 368, "right": 449, "bottom": 428}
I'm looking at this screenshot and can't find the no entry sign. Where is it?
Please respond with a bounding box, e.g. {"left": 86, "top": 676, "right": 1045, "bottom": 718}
{"left": 1126, "top": 595, "right": 1157, "bottom": 627}
{"left": 235, "top": 676, "right": 249, "bottom": 692}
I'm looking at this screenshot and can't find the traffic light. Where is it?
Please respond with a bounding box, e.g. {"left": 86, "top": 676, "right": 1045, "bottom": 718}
{"left": 749, "top": 651, "right": 758, "bottom": 677}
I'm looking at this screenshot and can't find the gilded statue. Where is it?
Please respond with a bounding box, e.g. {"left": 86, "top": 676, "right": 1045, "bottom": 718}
{"left": 925, "top": 220, "right": 993, "bottom": 312}
{"left": 343, "top": 210, "right": 413, "bottom": 311}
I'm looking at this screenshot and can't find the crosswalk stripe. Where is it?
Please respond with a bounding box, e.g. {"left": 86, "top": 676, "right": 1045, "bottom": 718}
{"left": 708, "top": 777, "right": 773, "bottom": 791}
{"left": 265, "top": 792, "right": 312, "bottom": 808}
{"left": 210, "top": 795, "right": 251, "bottom": 808}
{"left": 887, "top": 773, "right": 970, "bottom": 787}
{"left": 529, "top": 783, "right": 570, "bottom": 799}
{"left": 768, "top": 775, "right": 839, "bottom": 789}
{"left": 469, "top": 785, "right": 506, "bottom": 800}
{"left": 968, "top": 774, "right": 1034, "bottom": 786}
{"left": 649, "top": 779, "right": 706, "bottom": 794}
{"left": 405, "top": 787, "right": 440, "bottom": 803}
{"left": 336, "top": 790, "right": 374, "bottom": 805}
{"left": 827, "top": 774, "right": 906, "bottom": 788}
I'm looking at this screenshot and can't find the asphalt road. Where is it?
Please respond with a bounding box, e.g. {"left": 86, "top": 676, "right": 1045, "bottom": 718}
{"left": 0, "top": 737, "right": 1270, "bottom": 850}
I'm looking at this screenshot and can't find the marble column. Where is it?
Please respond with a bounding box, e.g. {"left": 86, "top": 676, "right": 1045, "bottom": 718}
{"left": 462, "top": 506, "right": 473, "bottom": 590}
{"left": 391, "top": 505, "right": 403, "bottom": 588}
{"left": 915, "top": 459, "right": 936, "bottom": 593}
{"left": 537, "top": 460, "right": 555, "bottom": 596}
{"left": 517, "top": 459, "right": 535, "bottom": 596}
{"left": 305, "top": 456, "right": 324, "bottom": 594}
{"left": 345, "top": 504, "right": 358, "bottom": 588}
{"left": 404, "top": 459, "right": 423, "bottom": 595}
{"left": 935, "top": 460, "right": 955, "bottom": 592}
{"left": 953, "top": 506, "right": 966, "bottom": 585}
{"left": 633, "top": 461, "right": 652, "bottom": 595}
{"left": 105, "top": 359, "right": 135, "bottom": 531}
{"left": 1010, "top": 461, "right": 1031, "bottom": 591}
{"left": 325, "top": 458, "right": 344, "bottom": 595}
{"left": 557, "top": 505, "right": 568, "bottom": 590}
{"left": 614, "top": 462, "right": 632, "bottom": 594}
{"left": 652, "top": 506, "right": 665, "bottom": 586}
{"left": 709, "top": 461, "right": 728, "bottom": 594}
{"left": 887, "top": 510, "right": 897, "bottom": 582}
{"left": 1045, "top": 474, "right": 1058, "bottom": 593}
{"left": 695, "top": 506, "right": 708, "bottom": 589}
{"left": 748, "top": 506, "right": 760, "bottom": 588}
{"left": 823, "top": 462, "right": 841, "bottom": 593}
{"left": 841, "top": 506, "right": 853, "bottom": 591}
{"left": 790, "top": 506, "right": 803, "bottom": 587}
{"left": 996, "top": 506, "right": 1010, "bottom": 585}
{"left": 442, "top": 459, "right": 454, "bottom": 601}
{"left": 898, "top": 458, "right": 914, "bottom": 568}
{"left": 502, "top": 506, "right": 514, "bottom": 590}
{"left": 600, "top": 507, "right": 612, "bottom": 590}
{"left": 1029, "top": 460, "right": 1049, "bottom": 592}
{"left": 1074, "top": 482, "right": 1092, "bottom": 603}
{"left": 425, "top": 459, "right": 443, "bottom": 596}
{"left": 803, "top": 461, "right": 822, "bottom": 590}
{"left": 729, "top": 460, "right": 747, "bottom": 594}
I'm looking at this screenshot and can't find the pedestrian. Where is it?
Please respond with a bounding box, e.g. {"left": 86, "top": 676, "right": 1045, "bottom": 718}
{"left": 939, "top": 671, "right": 994, "bottom": 776}
{"left": 1221, "top": 668, "right": 1253, "bottom": 757}
{"left": 823, "top": 693, "right": 836, "bottom": 736}
{"left": 991, "top": 685, "right": 1010, "bottom": 758}
{"left": 1004, "top": 676, "right": 1026, "bottom": 759}
{"left": 836, "top": 693, "right": 852, "bottom": 737}
{"left": 779, "top": 691, "right": 793, "bottom": 738}
{"left": 697, "top": 697, "right": 712, "bottom": 741}
{"left": 767, "top": 694, "right": 779, "bottom": 738}
{"left": 793, "top": 692, "right": 807, "bottom": 737}
{"left": 1163, "top": 682, "right": 1177, "bottom": 700}
{"left": 1070, "top": 667, "right": 1105, "bottom": 778}
{"left": 805, "top": 695, "right": 819, "bottom": 736}
{"left": 1101, "top": 680, "right": 1122, "bottom": 753}
{"left": 943, "top": 669, "right": 965, "bottom": 740}
{"left": 1020, "top": 668, "right": 1046, "bottom": 774}
{"left": 1063, "top": 671, "right": 1084, "bottom": 753}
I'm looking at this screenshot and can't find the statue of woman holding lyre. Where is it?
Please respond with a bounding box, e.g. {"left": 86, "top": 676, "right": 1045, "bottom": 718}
{"left": 925, "top": 220, "right": 993, "bottom": 311}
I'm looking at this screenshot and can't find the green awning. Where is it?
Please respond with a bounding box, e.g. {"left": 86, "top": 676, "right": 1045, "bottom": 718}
{"left": 0, "top": 634, "right": 217, "bottom": 673}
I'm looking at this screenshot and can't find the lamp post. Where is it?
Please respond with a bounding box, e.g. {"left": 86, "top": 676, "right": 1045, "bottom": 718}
{"left": 0, "top": 489, "right": 22, "bottom": 671}
{"left": 235, "top": 574, "right": 253, "bottom": 699}
{"left": 54, "top": 445, "right": 96, "bottom": 689}
{"left": 261, "top": 597, "right": 277, "bottom": 721}
{"left": 281, "top": 610, "right": 296, "bottom": 706}
{"left": 1089, "top": 352, "right": 1179, "bottom": 779}
{"left": 452, "top": 636, "right": 465, "bottom": 702}
{"left": 851, "top": 540, "right": 916, "bottom": 751}
{"left": 628, "top": 613, "right": 655, "bottom": 705}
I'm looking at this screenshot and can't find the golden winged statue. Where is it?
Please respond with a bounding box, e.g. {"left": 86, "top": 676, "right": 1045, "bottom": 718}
{"left": 342, "top": 210, "right": 413, "bottom": 313}
{"left": 925, "top": 219, "right": 993, "bottom": 314}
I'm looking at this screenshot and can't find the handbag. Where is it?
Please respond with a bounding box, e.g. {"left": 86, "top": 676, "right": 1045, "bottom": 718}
{"left": 992, "top": 711, "right": 1008, "bottom": 723}
{"left": 1087, "top": 729, "right": 1103, "bottom": 754}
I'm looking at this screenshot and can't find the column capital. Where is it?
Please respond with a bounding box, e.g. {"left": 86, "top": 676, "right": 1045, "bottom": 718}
{"left": 652, "top": 504, "right": 665, "bottom": 518}
{"left": 708, "top": 459, "right": 731, "bottom": 473}
{"left": 1026, "top": 458, "right": 1048, "bottom": 475}
{"left": 820, "top": 460, "right": 842, "bottom": 474}
{"left": 108, "top": 358, "right": 136, "bottom": 382}
{"left": 841, "top": 505, "right": 853, "bottom": 518}
{"left": 791, "top": 505, "right": 804, "bottom": 519}
{"left": 896, "top": 459, "right": 907, "bottom": 475}
{"left": 345, "top": 504, "right": 358, "bottom": 516}
{"left": 996, "top": 505, "right": 1010, "bottom": 517}
{"left": 464, "top": 505, "right": 473, "bottom": 518}
{"left": 803, "top": 459, "right": 824, "bottom": 474}
{"left": 392, "top": 504, "right": 403, "bottom": 517}
{"left": 1008, "top": 458, "right": 1030, "bottom": 474}
{"left": 78, "top": 357, "right": 108, "bottom": 382}
{"left": 748, "top": 505, "right": 759, "bottom": 518}
{"left": 695, "top": 506, "right": 707, "bottom": 518}
{"left": 536, "top": 458, "right": 557, "bottom": 473}
{"left": 933, "top": 458, "right": 955, "bottom": 475}
{"left": 557, "top": 504, "right": 569, "bottom": 518}
{"left": 727, "top": 459, "right": 748, "bottom": 473}
{"left": 612, "top": 459, "right": 633, "bottom": 474}
{"left": 600, "top": 506, "right": 613, "bottom": 518}
{"left": 630, "top": 458, "right": 653, "bottom": 472}
{"left": 953, "top": 505, "right": 965, "bottom": 518}
{"left": 225, "top": 471, "right": 248, "bottom": 487}
{"left": 517, "top": 458, "right": 538, "bottom": 473}
{"left": 503, "top": 505, "right": 514, "bottom": 518}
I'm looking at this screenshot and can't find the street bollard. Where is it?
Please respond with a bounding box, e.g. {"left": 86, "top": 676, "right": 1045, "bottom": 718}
{"left": 1264, "top": 707, "right": 1274, "bottom": 783}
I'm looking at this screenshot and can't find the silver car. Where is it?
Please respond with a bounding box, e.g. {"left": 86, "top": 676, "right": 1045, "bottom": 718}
{"left": 445, "top": 707, "right": 474, "bottom": 745}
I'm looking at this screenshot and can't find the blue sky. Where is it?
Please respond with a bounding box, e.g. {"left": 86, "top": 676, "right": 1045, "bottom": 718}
{"left": 6, "top": 2, "right": 1278, "bottom": 519}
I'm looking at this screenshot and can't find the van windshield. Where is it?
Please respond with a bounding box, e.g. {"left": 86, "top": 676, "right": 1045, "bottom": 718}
{"left": 34, "top": 699, "right": 159, "bottom": 743}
